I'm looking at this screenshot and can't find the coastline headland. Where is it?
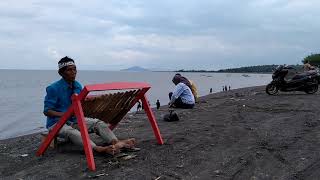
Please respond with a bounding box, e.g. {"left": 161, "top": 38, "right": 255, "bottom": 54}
{"left": 1, "top": 86, "right": 320, "bottom": 179}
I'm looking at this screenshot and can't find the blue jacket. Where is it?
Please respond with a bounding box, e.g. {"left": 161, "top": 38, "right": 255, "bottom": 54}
{"left": 43, "top": 78, "right": 82, "bottom": 128}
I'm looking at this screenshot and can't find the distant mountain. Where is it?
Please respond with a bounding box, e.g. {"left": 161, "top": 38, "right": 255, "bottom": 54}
{"left": 121, "top": 66, "right": 150, "bottom": 72}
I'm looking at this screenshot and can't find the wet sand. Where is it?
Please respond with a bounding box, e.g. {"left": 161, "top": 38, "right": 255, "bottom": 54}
{"left": 1, "top": 86, "right": 320, "bottom": 180}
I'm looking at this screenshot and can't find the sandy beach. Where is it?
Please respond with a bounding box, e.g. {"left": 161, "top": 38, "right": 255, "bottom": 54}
{"left": 1, "top": 86, "right": 320, "bottom": 180}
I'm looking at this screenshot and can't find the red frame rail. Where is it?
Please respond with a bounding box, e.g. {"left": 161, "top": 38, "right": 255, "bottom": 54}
{"left": 36, "top": 82, "right": 164, "bottom": 171}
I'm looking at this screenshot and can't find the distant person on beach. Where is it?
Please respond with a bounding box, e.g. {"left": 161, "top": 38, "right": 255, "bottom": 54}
{"left": 168, "top": 74, "right": 195, "bottom": 109}
{"left": 210, "top": 88, "right": 213, "bottom": 93}
{"left": 229, "top": 86, "right": 231, "bottom": 91}
{"left": 156, "top": 100, "right": 160, "bottom": 109}
{"left": 174, "top": 73, "right": 199, "bottom": 102}
{"left": 222, "top": 86, "right": 225, "bottom": 92}
{"left": 137, "top": 101, "right": 142, "bottom": 111}
{"left": 43, "top": 56, "right": 135, "bottom": 155}
{"left": 225, "top": 85, "right": 228, "bottom": 91}
{"left": 304, "top": 60, "right": 315, "bottom": 71}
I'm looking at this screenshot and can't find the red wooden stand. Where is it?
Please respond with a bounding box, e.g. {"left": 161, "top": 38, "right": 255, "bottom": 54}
{"left": 36, "top": 82, "right": 164, "bottom": 171}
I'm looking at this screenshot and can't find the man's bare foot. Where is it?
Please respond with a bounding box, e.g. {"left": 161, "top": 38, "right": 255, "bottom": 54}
{"left": 94, "top": 145, "right": 120, "bottom": 155}
{"left": 123, "top": 138, "right": 136, "bottom": 148}
{"left": 114, "top": 138, "right": 136, "bottom": 149}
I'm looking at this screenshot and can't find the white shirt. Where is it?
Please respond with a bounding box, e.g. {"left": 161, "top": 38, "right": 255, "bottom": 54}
{"left": 170, "top": 83, "right": 195, "bottom": 105}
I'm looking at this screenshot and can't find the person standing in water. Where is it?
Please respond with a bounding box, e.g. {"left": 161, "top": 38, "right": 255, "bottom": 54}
{"left": 137, "top": 101, "right": 142, "bottom": 111}
{"left": 156, "top": 100, "right": 160, "bottom": 109}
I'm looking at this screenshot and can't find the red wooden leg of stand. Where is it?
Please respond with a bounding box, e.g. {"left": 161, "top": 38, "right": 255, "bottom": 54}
{"left": 73, "top": 94, "right": 96, "bottom": 171}
{"left": 36, "top": 107, "right": 73, "bottom": 156}
{"left": 141, "top": 95, "right": 164, "bottom": 145}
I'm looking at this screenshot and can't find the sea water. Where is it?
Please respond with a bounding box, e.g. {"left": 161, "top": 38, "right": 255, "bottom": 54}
{"left": 0, "top": 70, "right": 271, "bottom": 139}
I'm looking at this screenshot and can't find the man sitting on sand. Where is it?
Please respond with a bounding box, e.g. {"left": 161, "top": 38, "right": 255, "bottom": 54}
{"left": 168, "top": 74, "right": 195, "bottom": 109}
{"left": 43, "top": 56, "right": 135, "bottom": 155}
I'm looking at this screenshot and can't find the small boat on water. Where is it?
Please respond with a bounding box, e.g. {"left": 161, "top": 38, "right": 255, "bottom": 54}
{"left": 242, "top": 74, "right": 250, "bottom": 77}
{"left": 200, "top": 74, "right": 213, "bottom": 77}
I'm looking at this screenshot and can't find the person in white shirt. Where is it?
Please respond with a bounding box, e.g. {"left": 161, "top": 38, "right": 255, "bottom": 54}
{"left": 168, "top": 75, "right": 195, "bottom": 109}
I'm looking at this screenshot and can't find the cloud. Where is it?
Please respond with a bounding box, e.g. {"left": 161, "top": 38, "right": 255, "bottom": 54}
{"left": 47, "top": 47, "right": 61, "bottom": 60}
{"left": 0, "top": 0, "right": 319, "bottom": 70}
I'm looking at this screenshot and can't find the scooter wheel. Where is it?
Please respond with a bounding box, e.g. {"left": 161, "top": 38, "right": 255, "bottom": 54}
{"left": 266, "top": 84, "right": 278, "bottom": 95}
{"left": 305, "top": 84, "right": 318, "bottom": 94}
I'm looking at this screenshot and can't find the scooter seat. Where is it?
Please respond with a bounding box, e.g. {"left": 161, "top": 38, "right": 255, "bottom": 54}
{"left": 292, "top": 70, "right": 316, "bottom": 80}
{"left": 286, "top": 76, "right": 309, "bottom": 83}
{"left": 292, "top": 74, "right": 307, "bottom": 80}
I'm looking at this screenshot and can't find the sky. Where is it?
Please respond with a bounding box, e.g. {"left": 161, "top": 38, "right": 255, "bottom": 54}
{"left": 0, "top": 0, "right": 319, "bottom": 71}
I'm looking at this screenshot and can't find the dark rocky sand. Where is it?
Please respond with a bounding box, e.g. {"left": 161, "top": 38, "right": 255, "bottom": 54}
{"left": 1, "top": 86, "right": 320, "bottom": 180}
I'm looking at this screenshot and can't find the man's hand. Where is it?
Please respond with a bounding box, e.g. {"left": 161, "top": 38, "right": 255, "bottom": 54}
{"left": 44, "top": 110, "right": 65, "bottom": 117}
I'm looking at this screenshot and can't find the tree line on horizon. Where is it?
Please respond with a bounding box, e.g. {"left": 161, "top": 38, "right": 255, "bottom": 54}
{"left": 302, "top": 54, "right": 320, "bottom": 66}
{"left": 177, "top": 65, "right": 274, "bottom": 73}
{"left": 176, "top": 54, "right": 320, "bottom": 73}
{"left": 177, "top": 64, "right": 304, "bottom": 73}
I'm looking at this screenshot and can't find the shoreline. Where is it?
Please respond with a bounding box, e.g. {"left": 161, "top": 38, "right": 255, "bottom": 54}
{"left": 0, "top": 85, "right": 263, "bottom": 141}
{"left": 2, "top": 85, "right": 320, "bottom": 179}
